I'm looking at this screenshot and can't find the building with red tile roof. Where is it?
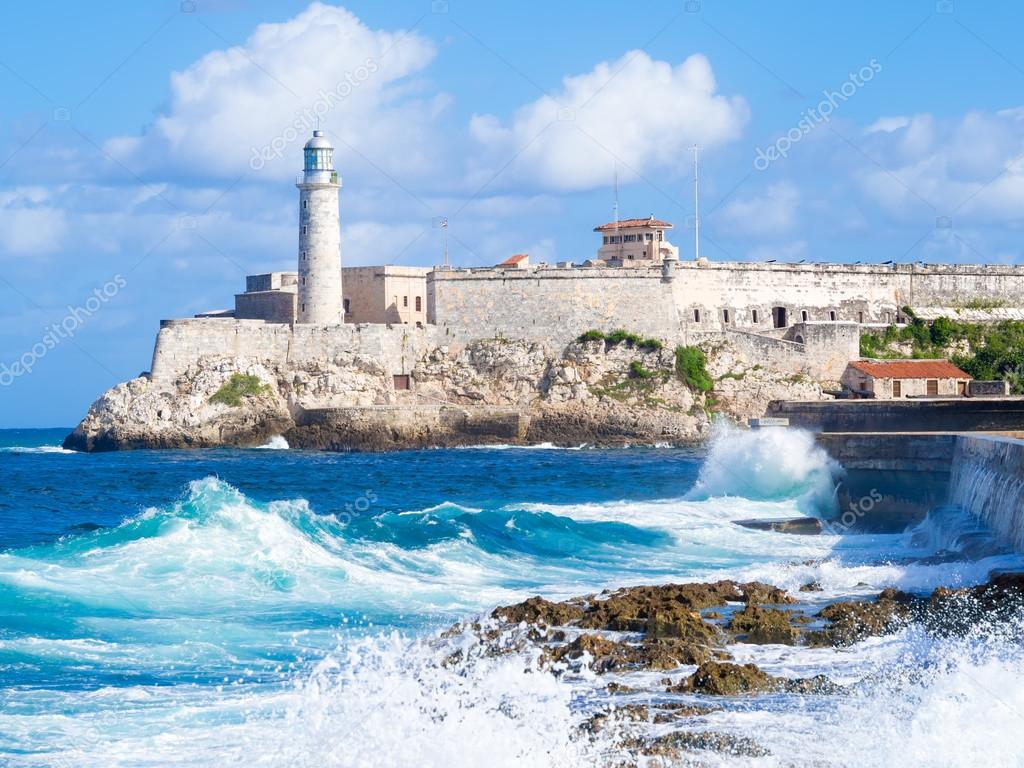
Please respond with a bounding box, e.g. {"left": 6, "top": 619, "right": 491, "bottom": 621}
{"left": 842, "top": 359, "right": 972, "bottom": 399}
{"left": 593, "top": 215, "right": 678, "bottom": 264}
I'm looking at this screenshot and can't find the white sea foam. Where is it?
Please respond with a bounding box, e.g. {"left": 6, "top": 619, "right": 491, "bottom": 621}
{"left": 0, "top": 445, "right": 76, "bottom": 454}
{"left": 687, "top": 422, "right": 841, "bottom": 515}
{"left": 255, "top": 435, "right": 289, "bottom": 449}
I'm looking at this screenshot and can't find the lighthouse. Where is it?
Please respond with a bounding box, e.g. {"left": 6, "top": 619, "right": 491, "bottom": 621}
{"left": 296, "top": 130, "right": 343, "bottom": 324}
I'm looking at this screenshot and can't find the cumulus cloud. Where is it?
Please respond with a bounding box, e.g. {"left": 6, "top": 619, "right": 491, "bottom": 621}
{"left": 718, "top": 182, "right": 800, "bottom": 236}
{"left": 468, "top": 51, "right": 749, "bottom": 191}
{"left": 105, "top": 3, "right": 443, "bottom": 180}
{"left": 0, "top": 188, "right": 68, "bottom": 256}
{"left": 857, "top": 108, "right": 1024, "bottom": 222}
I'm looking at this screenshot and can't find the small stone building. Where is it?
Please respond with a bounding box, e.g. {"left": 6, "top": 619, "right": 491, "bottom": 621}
{"left": 593, "top": 216, "right": 679, "bottom": 264}
{"left": 842, "top": 359, "right": 972, "bottom": 399}
{"left": 342, "top": 265, "right": 429, "bottom": 325}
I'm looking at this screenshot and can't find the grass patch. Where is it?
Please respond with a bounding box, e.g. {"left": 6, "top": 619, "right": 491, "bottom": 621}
{"left": 629, "top": 360, "right": 655, "bottom": 379}
{"left": 674, "top": 345, "right": 713, "bottom": 392}
{"left": 209, "top": 373, "right": 271, "bottom": 407}
{"left": 579, "top": 329, "right": 663, "bottom": 350}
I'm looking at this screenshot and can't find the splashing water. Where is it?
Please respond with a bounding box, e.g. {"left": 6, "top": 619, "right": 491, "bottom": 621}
{"left": 686, "top": 422, "right": 841, "bottom": 516}
{"left": 1, "top": 429, "right": 1022, "bottom": 766}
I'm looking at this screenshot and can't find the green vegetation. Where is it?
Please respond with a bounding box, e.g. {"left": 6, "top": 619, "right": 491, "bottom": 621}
{"left": 961, "top": 297, "right": 1007, "bottom": 311}
{"left": 674, "top": 345, "right": 714, "bottom": 392}
{"left": 578, "top": 329, "right": 663, "bottom": 350}
{"left": 628, "top": 360, "right": 655, "bottom": 379}
{"left": 859, "top": 315, "right": 1024, "bottom": 393}
{"left": 209, "top": 373, "right": 271, "bottom": 407}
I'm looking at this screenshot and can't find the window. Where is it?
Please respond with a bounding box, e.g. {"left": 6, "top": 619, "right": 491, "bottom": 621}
{"left": 693, "top": 308, "right": 701, "bottom": 322}
{"left": 657, "top": 231, "right": 664, "bottom": 241}
{"left": 302, "top": 251, "right": 307, "bottom": 261}
{"left": 301, "top": 304, "right": 305, "bottom": 312}
{"left": 403, "top": 296, "right": 408, "bottom": 307}
{"left": 801, "top": 310, "right": 809, "bottom": 322}
{"left": 301, "top": 277, "right": 305, "bottom": 286}
{"left": 859, "top": 380, "right": 867, "bottom": 392}
{"left": 645, "top": 233, "right": 653, "bottom": 241}
{"left": 723, "top": 309, "right": 730, "bottom": 324}
{"left": 415, "top": 296, "right": 422, "bottom": 312}
{"left": 302, "top": 200, "right": 307, "bottom": 210}
{"left": 752, "top": 309, "right": 759, "bottom": 324}
{"left": 893, "top": 380, "right": 902, "bottom": 398}
{"left": 343, "top": 298, "right": 350, "bottom": 314}
{"left": 624, "top": 234, "right": 637, "bottom": 242}
{"left": 302, "top": 226, "right": 307, "bottom": 235}
{"left": 829, "top": 310, "right": 837, "bottom": 321}
{"left": 603, "top": 236, "right": 610, "bottom": 244}
{"left": 858, "top": 311, "right": 864, "bottom": 323}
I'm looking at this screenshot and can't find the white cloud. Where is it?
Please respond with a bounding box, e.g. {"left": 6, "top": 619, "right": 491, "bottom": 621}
{"left": 106, "top": 3, "right": 442, "bottom": 181}
{"left": 865, "top": 116, "right": 910, "bottom": 134}
{"left": 468, "top": 51, "right": 749, "bottom": 191}
{"left": 718, "top": 182, "right": 800, "bottom": 236}
{"left": 0, "top": 188, "right": 68, "bottom": 256}
{"left": 857, "top": 107, "right": 1024, "bottom": 222}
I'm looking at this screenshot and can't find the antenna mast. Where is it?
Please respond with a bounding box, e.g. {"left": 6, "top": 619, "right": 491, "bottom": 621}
{"left": 442, "top": 217, "right": 449, "bottom": 268}
{"left": 613, "top": 164, "right": 621, "bottom": 260}
{"left": 690, "top": 145, "right": 702, "bottom": 261}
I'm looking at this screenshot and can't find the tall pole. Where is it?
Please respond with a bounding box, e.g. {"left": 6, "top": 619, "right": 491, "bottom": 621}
{"left": 690, "top": 144, "right": 702, "bottom": 261}
{"left": 442, "top": 217, "right": 449, "bottom": 268}
{"left": 613, "top": 163, "right": 621, "bottom": 260}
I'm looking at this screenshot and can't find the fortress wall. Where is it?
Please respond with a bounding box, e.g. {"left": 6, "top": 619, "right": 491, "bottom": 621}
{"left": 150, "top": 318, "right": 437, "bottom": 387}
{"left": 428, "top": 266, "right": 679, "bottom": 347}
{"left": 673, "top": 262, "right": 900, "bottom": 326}
{"left": 693, "top": 323, "right": 860, "bottom": 380}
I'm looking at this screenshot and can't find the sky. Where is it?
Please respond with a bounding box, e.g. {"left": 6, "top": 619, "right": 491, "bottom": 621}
{"left": 2, "top": 0, "right": 1024, "bottom": 427}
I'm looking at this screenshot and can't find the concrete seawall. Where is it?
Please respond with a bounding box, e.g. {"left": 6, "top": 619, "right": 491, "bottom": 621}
{"left": 815, "top": 430, "right": 1024, "bottom": 549}
{"left": 948, "top": 435, "right": 1024, "bottom": 551}
{"left": 771, "top": 399, "right": 1024, "bottom": 433}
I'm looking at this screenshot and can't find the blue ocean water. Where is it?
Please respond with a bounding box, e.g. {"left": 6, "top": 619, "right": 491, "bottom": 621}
{"left": 2, "top": 426, "right": 1024, "bottom": 766}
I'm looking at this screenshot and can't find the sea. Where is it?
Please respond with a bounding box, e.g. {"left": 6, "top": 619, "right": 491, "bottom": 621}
{"left": 2, "top": 425, "right": 1024, "bottom": 767}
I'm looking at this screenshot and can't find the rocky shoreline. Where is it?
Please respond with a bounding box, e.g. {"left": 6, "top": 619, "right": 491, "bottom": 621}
{"left": 441, "top": 571, "right": 1024, "bottom": 763}
{"left": 63, "top": 336, "right": 826, "bottom": 452}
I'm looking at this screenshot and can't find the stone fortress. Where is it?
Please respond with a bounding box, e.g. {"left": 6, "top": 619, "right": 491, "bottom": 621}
{"left": 176, "top": 129, "right": 1024, "bottom": 386}
{"left": 64, "top": 129, "right": 1024, "bottom": 451}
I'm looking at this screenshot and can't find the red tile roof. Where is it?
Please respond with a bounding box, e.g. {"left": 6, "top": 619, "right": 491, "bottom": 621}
{"left": 498, "top": 253, "right": 529, "bottom": 266}
{"left": 848, "top": 359, "right": 971, "bottom": 380}
{"left": 594, "top": 216, "right": 673, "bottom": 232}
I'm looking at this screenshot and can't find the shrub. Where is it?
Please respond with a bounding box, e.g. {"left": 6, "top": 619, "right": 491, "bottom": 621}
{"left": 674, "top": 345, "right": 713, "bottom": 392}
{"left": 209, "top": 373, "right": 271, "bottom": 407}
{"left": 606, "top": 329, "right": 642, "bottom": 346}
{"left": 638, "top": 337, "right": 664, "bottom": 351}
{"left": 930, "top": 316, "right": 956, "bottom": 347}
{"left": 578, "top": 329, "right": 605, "bottom": 342}
{"left": 629, "top": 360, "right": 655, "bottom": 379}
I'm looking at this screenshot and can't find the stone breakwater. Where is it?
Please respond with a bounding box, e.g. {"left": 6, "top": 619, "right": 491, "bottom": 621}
{"left": 63, "top": 326, "right": 825, "bottom": 452}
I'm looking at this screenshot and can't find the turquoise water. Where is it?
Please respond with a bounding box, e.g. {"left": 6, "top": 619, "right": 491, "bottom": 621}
{"left": 2, "top": 427, "right": 1024, "bottom": 766}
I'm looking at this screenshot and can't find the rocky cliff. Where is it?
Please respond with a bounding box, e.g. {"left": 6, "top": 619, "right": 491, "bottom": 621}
{"left": 64, "top": 335, "right": 828, "bottom": 452}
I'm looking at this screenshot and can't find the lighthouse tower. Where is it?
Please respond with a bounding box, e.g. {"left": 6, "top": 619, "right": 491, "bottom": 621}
{"left": 296, "top": 130, "right": 343, "bottom": 324}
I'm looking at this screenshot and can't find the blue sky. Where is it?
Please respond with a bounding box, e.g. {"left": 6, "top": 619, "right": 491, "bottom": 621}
{"left": 2, "top": 0, "right": 1023, "bottom": 427}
